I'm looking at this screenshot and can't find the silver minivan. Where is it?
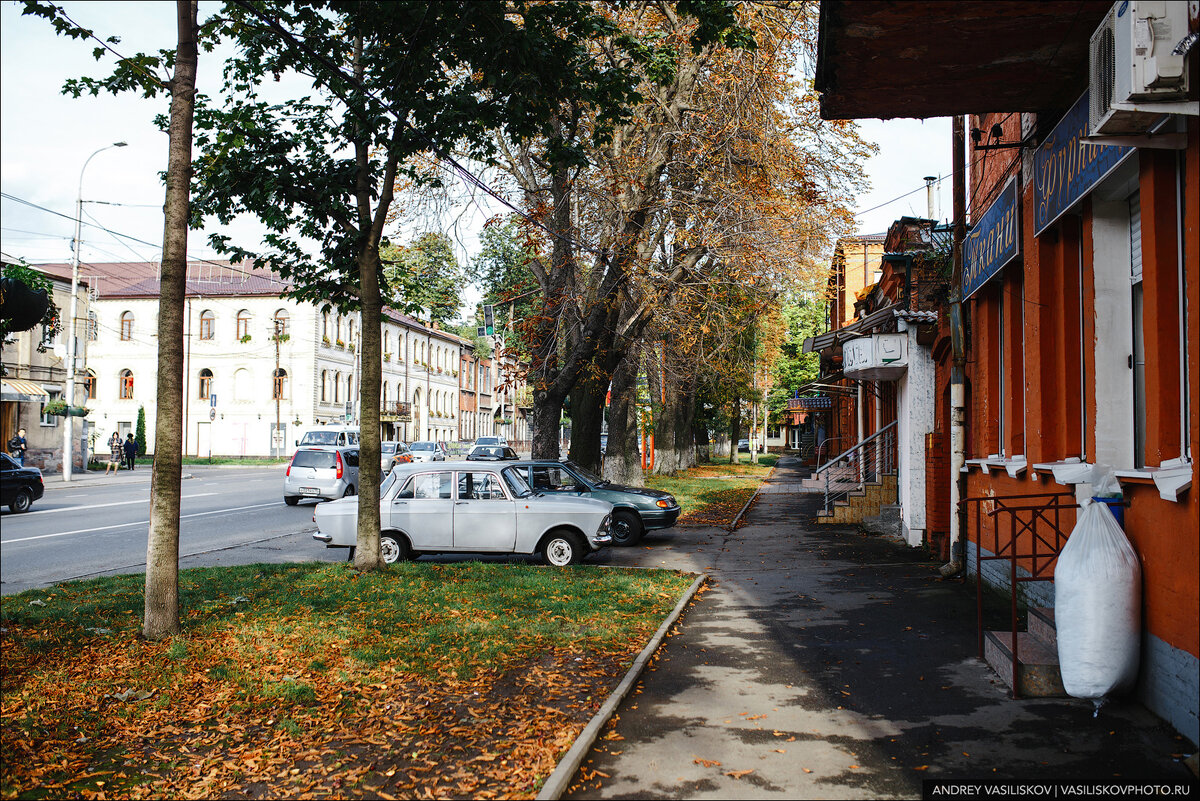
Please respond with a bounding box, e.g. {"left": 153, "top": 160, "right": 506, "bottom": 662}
{"left": 284, "top": 445, "right": 360, "bottom": 505}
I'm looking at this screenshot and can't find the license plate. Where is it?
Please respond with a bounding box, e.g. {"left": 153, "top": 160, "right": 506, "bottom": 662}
{"left": 301, "top": 487, "right": 320, "bottom": 495}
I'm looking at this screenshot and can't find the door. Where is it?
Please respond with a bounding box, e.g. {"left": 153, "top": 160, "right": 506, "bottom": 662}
{"left": 196, "top": 421, "right": 211, "bottom": 457}
{"left": 390, "top": 471, "right": 453, "bottom": 550}
{"left": 452, "top": 471, "right": 517, "bottom": 551}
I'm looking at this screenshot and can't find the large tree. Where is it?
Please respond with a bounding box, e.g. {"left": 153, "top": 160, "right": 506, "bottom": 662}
{"left": 190, "top": 0, "right": 648, "bottom": 570}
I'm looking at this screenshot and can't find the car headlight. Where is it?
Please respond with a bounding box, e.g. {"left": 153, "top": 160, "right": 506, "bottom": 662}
{"left": 656, "top": 498, "right": 674, "bottom": 508}
{"left": 600, "top": 513, "right": 612, "bottom": 532}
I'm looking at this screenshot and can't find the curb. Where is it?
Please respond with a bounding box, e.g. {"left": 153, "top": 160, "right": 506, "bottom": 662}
{"left": 728, "top": 460, "right": 778, "bottom": 531}
{"left": 41, "top": 473, "right": 195, "bottom": 491}
{"left": 536, "top": 572, "right": 708, "bottom": 800}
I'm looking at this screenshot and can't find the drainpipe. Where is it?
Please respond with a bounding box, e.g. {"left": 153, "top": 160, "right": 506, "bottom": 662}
{"left": 943, "top": 115, "right": 968, "bottom": 578}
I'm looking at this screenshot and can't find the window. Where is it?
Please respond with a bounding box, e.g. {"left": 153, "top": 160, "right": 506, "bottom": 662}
{"left": 348, "top": 318, "right": 356, "bottom": 344}
{"left": 87, "top": 311, "right": 98, "bottom": 342}
{"left": 273, "top": 368, "right": 287, "bottom": 400}
{"left": 346, "top": 373, "right": 354, "bottom": 404}
{"left": 459, "top": 472, "right": 507, "bottom": 500}
{"left": 236, "top": 310, "right": 251, "bottom": 340}
{"left": 40, "top": 388, "right": 62, "bottom": 426}
{"left": 120, "top": 312, "right": 134, "bottom": 341}
{"left": 273, "top": 309, "right": 289, "bottom": 338}
{"left": 199, "top": 310, "right": 215, "bottom": 340}
{"left": 336, "top": 315, "right": 343, "bottom": 343}
{"left": 322, "top": 311, "right": 330, "bottom": 340}
{"left": 382, "top": 382, "right": 388, "bottom": 404}
{"left": 320, "top": 370, "right": 328, "bottom": 402}
{"left": 334, "top": 371, "right": 342, "bottom": 403}
{"left": 198, "top": 368, "right": 213, "bottom": 400}
{"left": 40, "top": 322, "right": 55, "bottom": 347}
{"left": 404, "top": 472, "right": 452, "bottom": 499}
{"left": 83, "top": 370, "right": 97, "bottom": 400}
{"left": 119, "top": 369, "right": 134, "bottom": 399}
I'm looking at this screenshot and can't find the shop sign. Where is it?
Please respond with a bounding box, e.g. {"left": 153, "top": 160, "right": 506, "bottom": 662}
{"left": 1034, "top": 90, "right": 1133, "bottom": 234}
{"left": 963, "top": 177, "right": 1020, "bottom": 299}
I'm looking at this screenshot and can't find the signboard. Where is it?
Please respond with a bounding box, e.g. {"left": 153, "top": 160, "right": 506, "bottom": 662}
{"left": 210, "top": 393, "right": 217, "bottom": 408}
{"left": 1034, "top": 90, "right": 1133, "bottom": 234}
{"left": 963, "top": 177, "right": 1021, "bottom": 299}
{"left": 209, "top": 408, "right": 216, "bottom": 421}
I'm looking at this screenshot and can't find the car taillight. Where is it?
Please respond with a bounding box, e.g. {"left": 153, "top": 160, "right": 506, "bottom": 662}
{"left": 336, "top": 450, "right": 344, "bottom": 479}
{"left": 286, "top": 455, "right": 295, "bottom": 476}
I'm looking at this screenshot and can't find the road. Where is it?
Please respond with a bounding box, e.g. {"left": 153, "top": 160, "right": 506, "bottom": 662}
{"left": 0, "top": 466, "right": 343, "bottom": 596}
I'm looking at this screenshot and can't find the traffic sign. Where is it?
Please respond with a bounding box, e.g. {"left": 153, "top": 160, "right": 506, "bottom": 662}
{"left": 209, "top": 408, "right": 216, "bottom": 421}
{"left": 210, "top": 393, "right": 217, "bottom": 407}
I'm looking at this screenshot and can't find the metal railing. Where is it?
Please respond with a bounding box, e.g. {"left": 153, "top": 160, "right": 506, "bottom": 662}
{"left": 813, "top": 422, "right": 897, "bottom": 513}
{"left": 959, "top": 491, "right": 1078, "bottom": 699}
{"left": 814, "top": 436, "right": 850, "bottom": 466}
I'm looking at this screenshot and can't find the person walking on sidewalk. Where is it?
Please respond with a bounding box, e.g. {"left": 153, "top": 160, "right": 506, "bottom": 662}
{"left": 123, "top": 433, "right": 137, "bottom": 471}
{"left": 7, "top": 428, "right": 28, "bottom": 466}
{"left": 104, "top": 431, "right": 122, "bottom": 475}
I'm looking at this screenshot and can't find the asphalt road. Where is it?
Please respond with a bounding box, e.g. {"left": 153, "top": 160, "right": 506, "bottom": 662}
{"left": 0, "top": 466, "right": 343, "bottom": 596}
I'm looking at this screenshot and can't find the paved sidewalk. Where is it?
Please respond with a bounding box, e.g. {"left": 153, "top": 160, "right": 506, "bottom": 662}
{"left": 567, "top": 456, "right": 1196, "bottom": 799}
{"left": 38, "top": 463, "right": 282, "bottom": 491}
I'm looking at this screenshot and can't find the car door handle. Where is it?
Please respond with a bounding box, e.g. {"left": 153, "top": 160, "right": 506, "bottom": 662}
{"left": 392, "top": 500, "right": 407, "bottom": 505}
{"left": 455, "top": 501, "right": 468, "bottom": 506}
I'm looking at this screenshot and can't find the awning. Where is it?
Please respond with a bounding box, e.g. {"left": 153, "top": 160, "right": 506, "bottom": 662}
{"left": 1, "top": 379, "right": 51, "bottom": 403}
{"left": 792, "top": 372, "right": 854, "bottom": 397}
{"left": 787, "top": 396, "right": 833, "bottom": 411}
{"left": 803, "top": 303, "right": 899, "bottom": 354}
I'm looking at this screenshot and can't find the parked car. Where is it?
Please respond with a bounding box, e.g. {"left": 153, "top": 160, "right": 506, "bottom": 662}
{"left": 283, "top": 445, "right": 360, "bottom": 505}
{"left": 408, "top": 441, "right": 446, "bottom": 462}
{"left": 473, "top": 435, "right": 508, "bottom": 448}
{"left": 380, "top": 441, "right": 413, "bottom": 472}
{"left": 510, "top": 459, "right": 680, "bottom": 546}
{"left": 312, "top": 461, "right": 613, "bottom": 565}
{"left": 296, "top": 425, "right": 359, "bottom": 448}
{"left": 0, "top": 452, "right": 44, "bottom": 513}
{"left": 737, "top": 438, "right": 750, "bottom": 452}
{"left": 466, "top": 445, "right": 519, "bottom": 461}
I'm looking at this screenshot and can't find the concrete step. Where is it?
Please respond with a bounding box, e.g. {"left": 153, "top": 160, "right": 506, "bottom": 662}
{"left": 860, "top": 504, "right": 902, "bottom": 538}
{"left": 983, "top": 629, "right": 1066, "bottom": 697}
{"left": 1028, "top": 607, "right": 1056, "bottom": 645}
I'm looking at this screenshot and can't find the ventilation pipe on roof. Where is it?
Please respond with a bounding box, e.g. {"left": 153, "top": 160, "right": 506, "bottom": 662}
{"left": 941, "top": 115, "right": 968, "bottom": 579}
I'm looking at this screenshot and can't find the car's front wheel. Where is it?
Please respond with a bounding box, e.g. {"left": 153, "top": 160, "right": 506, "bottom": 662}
{"left": 610, "top": 509, "right": 644, "bottom": 546}
{"left": 9, "top": 488, "right": 33, "bottom": 513}
{"left": 542, "top": 530, "right": 584, "bottom": 566}
{"left": 380, "top": 532, "right": 409, "bottom": 565}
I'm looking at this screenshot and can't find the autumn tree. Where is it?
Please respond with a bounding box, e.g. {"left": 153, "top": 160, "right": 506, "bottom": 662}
{"left": 189, "top": 0, "right": 647, "bottom": 570}
{"left": 382, "top": 233, "right": 464, "bottom": 328}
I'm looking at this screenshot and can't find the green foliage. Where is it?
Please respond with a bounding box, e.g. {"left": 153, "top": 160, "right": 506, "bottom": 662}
{"left": 382, "top": 233, "right": 463, "bottom": 327}
{"left": 0, "top": 261, "right": 61, "bottom": 349}
{"left": 767, "top": 295, "right": 827, "bottom": 420}
{"left": 468, "top": 217, "right": 539, "bottom": 356}
{"left": 135, "top": 406, "right": 147, "bottom": 456}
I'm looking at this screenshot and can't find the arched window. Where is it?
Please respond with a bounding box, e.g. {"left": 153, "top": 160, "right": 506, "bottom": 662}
{"left": 347, "top": 374, "right": 354, "bottom": 404}
{"left": 334, "top": 371, "right": 342, "bottom": 403}
{"left": 335, "top": 316, "right": 343, "bottom": 344}
{"left": 198, "top": 368, "right": 213, "bottom": 399}
{"left": 320, "top": 370, "right": 328, "bottom": 402}
{"left": 119, "top": 369, "right": 134, "bottom": 399}
{"left": 120, "top": 312, "right": 134, "bottom": 341}
{"left": 382, "top": 382, "right": 388, "bottom": 405}
{"left": 383, "top": 330, "right": 391, "bottom": 356}
{"left": 273, "top": 309, "right": 289, "bottom": 338}
{"left": 236, "top": 310, "right": 251, "bottom": 340}
{"left": 272, "top": 368, "right": 287, "bottom": 400}
{"left": 199, "top": 310, "right": 215, "bottom": 340}
{"left": 322, "top": 311, "right": 330, "bottom": 341}
{"left": 348, "top": 318, "right": 356, "bottom": 345}
{"left": 83, "top": 370, "right": 97, "bottom": 399}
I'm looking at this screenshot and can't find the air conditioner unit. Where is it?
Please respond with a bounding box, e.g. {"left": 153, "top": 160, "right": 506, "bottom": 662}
{"left": 1089, "top": 1, "right": 1190, "bottom": 135}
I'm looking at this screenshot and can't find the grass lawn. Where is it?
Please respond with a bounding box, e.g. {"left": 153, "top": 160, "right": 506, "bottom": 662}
{"left": 646, "top": 456, "right": 777, "bottom": 527}
{"left": 0, "top": 562, "right": 696, "bottom": 800}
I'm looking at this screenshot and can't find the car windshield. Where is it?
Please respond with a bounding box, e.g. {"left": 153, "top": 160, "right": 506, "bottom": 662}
{"left": 410, "top": 442, "right": 435, "bottom": 451}
{"left": 381, "top": 443, "right": 396, "bottom": 453}
{"left": 301, "top": 431, "right": 340, "bottom": 445}
{"left": 292, "top": 450, "right": 336, "bottom": 469}
{"left": 477, "top": 437, "right": 498, "bottom": 445}
{"left": 565, "top": 461, "right": 603, "bottom": 486}
{"left": 501, "top": 466, "right": 533, "bottom": 497}
{"left": 380, "top": 470, "right": 398, "bottom": 495}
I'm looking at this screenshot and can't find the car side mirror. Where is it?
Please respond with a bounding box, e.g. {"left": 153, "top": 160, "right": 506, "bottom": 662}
{"left": 575, "top": 484, "right": 589, "bottom": 492}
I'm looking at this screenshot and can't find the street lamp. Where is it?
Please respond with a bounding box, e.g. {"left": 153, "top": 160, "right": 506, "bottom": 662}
{"left": 63, "top": 141, "right": 127, "bottom": 482}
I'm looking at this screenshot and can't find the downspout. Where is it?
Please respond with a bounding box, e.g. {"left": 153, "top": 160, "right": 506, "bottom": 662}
{"left": 943, "top": 114, "right": 968, "bottom": 578}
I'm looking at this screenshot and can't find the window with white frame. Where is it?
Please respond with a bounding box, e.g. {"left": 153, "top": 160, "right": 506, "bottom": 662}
{"left": 40, "top": 388, "right": 62, "bottom": 426}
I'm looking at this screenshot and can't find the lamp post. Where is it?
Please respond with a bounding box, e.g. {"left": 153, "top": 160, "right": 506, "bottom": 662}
{"left": 64, "top": 141, "right": 127, "bottom": 481}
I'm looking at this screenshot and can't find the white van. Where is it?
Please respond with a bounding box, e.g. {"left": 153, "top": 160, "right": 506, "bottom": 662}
{"left": 296, "top": 425, "right": 360, "bottom": 448}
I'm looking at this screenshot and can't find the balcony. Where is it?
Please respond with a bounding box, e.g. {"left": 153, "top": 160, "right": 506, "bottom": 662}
{"left": 381, "top": 401, "right": 412, "bottom": 422}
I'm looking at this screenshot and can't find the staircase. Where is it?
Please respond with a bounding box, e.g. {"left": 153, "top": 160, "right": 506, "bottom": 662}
{"left": 983, "top": 607, "right": 1066, "bottom": 697}
{"left": 808, "top": 422, "right": 899, "bottom": 525}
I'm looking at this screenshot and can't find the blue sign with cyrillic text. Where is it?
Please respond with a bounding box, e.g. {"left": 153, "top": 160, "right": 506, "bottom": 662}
{"left": 963, "top": 177, "right": 1020, "bottom": 300}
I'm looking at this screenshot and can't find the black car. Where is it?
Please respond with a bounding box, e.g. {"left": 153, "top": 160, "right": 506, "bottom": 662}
{"left": 510, "top": 459, "right": 681, "bottom": 546}
{"left": 0, "top": 452, "right": 45, "bottom": 513}
{"left": 466, "top": 445, "right": 520, "bottom": 461}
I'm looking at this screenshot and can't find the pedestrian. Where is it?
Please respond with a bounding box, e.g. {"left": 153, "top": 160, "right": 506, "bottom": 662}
{"left": 123, "top": 433, "right": 137, "bottom": 471}
{"left": 104, "top": 431, "right": 122, "bottom": 475}
{"left": 7, "top": 428, "right": 28, "bottom": 466}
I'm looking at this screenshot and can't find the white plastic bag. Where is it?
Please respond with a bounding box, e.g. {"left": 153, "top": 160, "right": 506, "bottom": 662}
{"left": 1055, "top": 500, "right": 1142, "bottom": 712}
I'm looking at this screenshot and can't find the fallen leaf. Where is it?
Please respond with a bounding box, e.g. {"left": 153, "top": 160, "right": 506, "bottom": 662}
{"left": 724, "top": 769, "right": 754, "bottom": 779}
{"left": 694, "top": 758, "right": 722, "bottom": 768}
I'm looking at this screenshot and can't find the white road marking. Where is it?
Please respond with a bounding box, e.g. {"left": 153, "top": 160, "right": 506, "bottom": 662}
{"left": 20, "top": 493, "right": 217, "bottom": 517}
{"left": 2, "top": 501, "right": 278, "bottom": 543}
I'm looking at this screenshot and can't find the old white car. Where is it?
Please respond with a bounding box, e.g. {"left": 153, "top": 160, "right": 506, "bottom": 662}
{"left": 312, "top": 461, "right": 613, "bottom": 566}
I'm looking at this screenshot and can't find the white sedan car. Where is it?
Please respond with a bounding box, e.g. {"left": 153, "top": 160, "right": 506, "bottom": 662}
{"left": 313, "top": 461, "right": 613, "bottom": 566}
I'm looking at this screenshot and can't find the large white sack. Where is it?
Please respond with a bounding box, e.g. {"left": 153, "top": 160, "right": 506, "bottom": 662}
{"left": 1055, "top": 500, "right": 1142, "bottom": 705}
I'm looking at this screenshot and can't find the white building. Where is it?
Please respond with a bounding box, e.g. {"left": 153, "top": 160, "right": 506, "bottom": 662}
{"left": 33, "top": 261, "right": 516, "bottom": 457}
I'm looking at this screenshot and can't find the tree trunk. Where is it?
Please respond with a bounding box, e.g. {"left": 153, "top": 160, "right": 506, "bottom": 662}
{"left": 353, "top": 248, "right": 383, "bottom": 571}
{"left": 567, "top": 372, "right": 606, "bottom": 473}
{"left": 729, "top": 395, "right": 741, "bottom": 464}
{"left": 693, "top": 410, "right": 711, "bottom": 463}
{"left": 602, "top": 350, "right": 643, "bottom": 486}
{"left": 143, "top": 0, "right": 197, "bottom": 641}
{"left": 530, "top": 387, "right": 565, "bottom": 460}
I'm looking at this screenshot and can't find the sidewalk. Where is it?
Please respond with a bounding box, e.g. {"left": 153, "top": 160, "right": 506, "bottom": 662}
{"left": 38, "top": 462, "right": 282, "bottom": 491}
{"left": 565, "top": 456, "right": 1196, "bottom": 799}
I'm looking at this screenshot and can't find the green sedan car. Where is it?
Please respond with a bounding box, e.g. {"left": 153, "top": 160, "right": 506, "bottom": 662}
{"left": 511, "top": 460, "right": 681, "bottom": 546}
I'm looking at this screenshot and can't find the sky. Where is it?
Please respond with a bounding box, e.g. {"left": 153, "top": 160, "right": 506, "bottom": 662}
{"left": 1, "top": 2, "right": 951, "bottom": 287}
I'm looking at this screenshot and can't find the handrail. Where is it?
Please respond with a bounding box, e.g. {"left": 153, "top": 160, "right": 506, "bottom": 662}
{"left": 814, "top": 436, "right": 849, "bottom": 466}
{"left": 815, "top": 421, "right": 898, "bottom": 475}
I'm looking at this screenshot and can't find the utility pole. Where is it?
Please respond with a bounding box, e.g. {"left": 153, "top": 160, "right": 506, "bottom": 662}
{"left": 274, "top": 318, "right": 282, "bottom": 457}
